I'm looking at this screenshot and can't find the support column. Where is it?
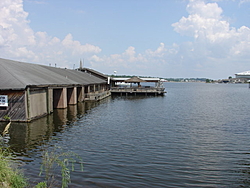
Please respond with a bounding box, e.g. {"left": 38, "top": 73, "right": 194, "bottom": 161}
{"left": 77, "top": 87, "right": 85, "bottom": 102}
{"left": 53, "top": 87, "right": 67, "bottom": 109}
{"left": 67, "top": 87, "right": 77, "bottom": 105}
{"left": 47, "top": 88, "right": 53, "bottom": 114}
{"left": 25, "top": 87, "right": 31, "bottom": 120}
{"left": 85, "top": 85, "right": 91, "bottom": 100}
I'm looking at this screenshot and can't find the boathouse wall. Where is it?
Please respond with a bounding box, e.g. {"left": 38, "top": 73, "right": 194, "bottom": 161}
{"left": 0, "top": 90, "right": 26, "bottom": 121}
{"left": 0, "top": 58, "right": 111, "bottom": 122}
{"left": 0, "top": 84, "right": 111, "bottom": 122}
{"left": 27, "top": 88, "right": 48, "bottom": 120}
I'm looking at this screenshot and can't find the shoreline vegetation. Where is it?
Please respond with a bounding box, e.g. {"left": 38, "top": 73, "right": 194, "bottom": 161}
{"left": 1, "top": 122, "right": 83, "bottom": 188}
{"left": 0, "top": 144, "right": 83, "bottom": 188}
{"left": 109, "top": 75, "right": 249, "bottom": 84}
{"left": 109, "top": 74, "right": 209, "bottom": 82}
{"left": 0, "top": 146, "right": 27, "bottom": 188}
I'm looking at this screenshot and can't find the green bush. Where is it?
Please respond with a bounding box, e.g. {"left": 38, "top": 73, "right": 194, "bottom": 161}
{"left": 39, "top": 147, "right": 83, "bottom": 188}
{"left": 0, "top": 147, "right": 27, "bottom": 188}
{"left": 35, "top": 181, "right": 47, "bottom": 188}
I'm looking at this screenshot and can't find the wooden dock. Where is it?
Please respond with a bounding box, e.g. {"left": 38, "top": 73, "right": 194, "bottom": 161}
{"left": 110, "top": 86, "right": 166, "bottom": 96}
{"left": 110, "top": 76, "right": 167, "bottom": 96}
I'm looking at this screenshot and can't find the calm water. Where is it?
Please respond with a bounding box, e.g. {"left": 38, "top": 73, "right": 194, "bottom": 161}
{"left": 2, "top": 83, "right": 250, "bottom": 187}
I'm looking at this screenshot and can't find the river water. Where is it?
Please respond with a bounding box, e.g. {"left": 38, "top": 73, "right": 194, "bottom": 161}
{"left": 2, "top": 82, "right": 250, "bottom": 187}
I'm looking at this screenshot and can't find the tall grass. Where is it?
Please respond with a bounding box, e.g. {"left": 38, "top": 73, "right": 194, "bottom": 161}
{"left": 0, "top": 147, "right": 27, "bottom": 188}
{"left": 0, "top": 119, "right": 84, "bottom": 188}
{"left": 39, "top": 147, "right": 84, "bottom": 188}
{"left": 0, "top": 145, "right": 83, "bottom": 188}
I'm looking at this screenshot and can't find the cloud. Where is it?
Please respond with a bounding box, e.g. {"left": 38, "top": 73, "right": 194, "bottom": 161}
{"left": 171, "top": 0, "right": 250, "bottom": 76}
{"left": 89, "top": 43, "right": 176, "bottom": 76}
{"left": 239, "top": 0, "right": 250, "bottom": 5}
{"left": 62, "top": 34, "right": 101, "bottom": 55}
{"left": 89, "top": 0, "right": 250, "bottom": 78}
{"left": 24, "top": 0, "right": 47, "bottom": 5}
{"left": 1, "top": 0, "right": 250, "bottom": 78}
{"left": 172, "top": 0, "right": 226, "bottom": 39}
{"left": 89, "top": 46, "right": 142, "bottom": 71}
{"left": 146, "top": 43, "right": 167, "bottom": 57}
{"left": 188, "top": 0, "right": 223, "bottom": 19}
{"left": 172, "top": 0, "right": 250, "bottom": 50}
{"left": 0, "top": 0, "right": 101, "bottom": 67}
{"left": 0, "top": 0, "right": 34, "bottom": 46}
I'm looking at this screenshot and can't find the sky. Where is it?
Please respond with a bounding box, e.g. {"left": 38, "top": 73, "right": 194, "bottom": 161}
{"left": 0, "top": 0, "right": 250, "bottom": 79}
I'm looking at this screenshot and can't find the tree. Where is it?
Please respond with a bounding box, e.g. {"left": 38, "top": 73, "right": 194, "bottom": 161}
{"left": 206, "top": 79, "right": 211, "bottom": 83}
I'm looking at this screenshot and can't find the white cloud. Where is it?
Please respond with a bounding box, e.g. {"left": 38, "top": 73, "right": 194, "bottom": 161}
{"left": 172, "top": 0, "right": 226, "bottom": 40}
{"left": 239, "top": 0, "right": 250, "bottom": 5}
{"left": 0, "top": 0, "right": 101, "bottom": 67}
{"left": 171, "top": 0, "right": 250, "bottom": 77}
{"left": 188, "top": 0, "right": 223, "bottom": 19}
{"left": 64, "top": 0, "right": 250, "bottom": 77}
{"left": 62, "top": 34, "right": 101, "bottom": 55}
{"left": 0, "top": 0, "right": 34, "bottom": 49}
{"left": 146, "top": 43, "right": 167, "bottom": 57}
{"left": 91, "top": 54, "right": 104, "bottom": 62}
{"left": 89, "top": 43, "right": 173, "bottom": 76}
{"left": 230, "top": 26, "right": 250, "bottom": 57}
{"left": 1, "top": 0, "right": 250, "bottom": 78}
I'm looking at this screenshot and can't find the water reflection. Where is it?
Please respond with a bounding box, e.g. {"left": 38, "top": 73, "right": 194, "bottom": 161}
{"left": 111, "top": 95, "right": 164, "bottom": 101}
{"left": 0, "top": 100, "right": 106, "bottom": 155}
{"left": 1, "top": 84, "right": 250, "bottom": 187}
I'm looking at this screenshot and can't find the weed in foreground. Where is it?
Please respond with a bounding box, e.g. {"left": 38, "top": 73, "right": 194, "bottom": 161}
{"left": 0, "top": 147, "right": 27, "bottom": 188}
{"left": 39, "top": 147, "right": 83, "bottom": 188}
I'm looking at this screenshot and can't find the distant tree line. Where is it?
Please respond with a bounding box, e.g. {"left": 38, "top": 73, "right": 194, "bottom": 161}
{"left": 165, "top": 78, "right": 208, "bottom": 82}
{"left": 107, "top": 75, "right": 210, "bottom": 82}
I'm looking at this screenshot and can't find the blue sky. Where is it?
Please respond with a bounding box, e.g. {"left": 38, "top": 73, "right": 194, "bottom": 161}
{"left": 1, "top": 0, "right": 250, "bottom": 79}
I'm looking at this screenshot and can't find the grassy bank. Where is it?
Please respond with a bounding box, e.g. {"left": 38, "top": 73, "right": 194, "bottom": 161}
{"left": 0, "top": 144, "right": 84, "bottom": 188}
{"left": 0, "top": 120, "right": 83, "bottom": 188}
{"left": 0, "top": 146, "right": 27, "bottom": 188}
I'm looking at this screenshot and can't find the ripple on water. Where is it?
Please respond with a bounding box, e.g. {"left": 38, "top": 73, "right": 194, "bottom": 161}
{"left": 6, "top": 83, "right": 250, "bottom": 187}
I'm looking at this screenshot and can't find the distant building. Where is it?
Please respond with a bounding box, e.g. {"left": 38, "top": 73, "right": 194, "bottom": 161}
{"left": 235, "top": 71, "right": 250, "bottom": 79}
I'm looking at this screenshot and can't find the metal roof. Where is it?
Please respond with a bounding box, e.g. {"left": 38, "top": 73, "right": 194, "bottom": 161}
{"left": 112, "top": 77, "right": 161, "bottom": 83}
{"left": 0, "top": 58, "right": 106, "bottom": 90}
{"left": 124, "top": 76, "right": 146, "bottom": 83}
{"left": 235, "top": 71, "right": 250, "bottom": 75}
{"left": 79, "top": 68, "right": 108, "bottom": 80}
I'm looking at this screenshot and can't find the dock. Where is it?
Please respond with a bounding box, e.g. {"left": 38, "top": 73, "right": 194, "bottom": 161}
{"left": 0, "top": 58, "right": 166, "bottom": 122}
{"left": 111, "top": 86, "right": 166, "bottom": 96}
{"left": 110, "top": 76, "right": 166, "bottom": 96}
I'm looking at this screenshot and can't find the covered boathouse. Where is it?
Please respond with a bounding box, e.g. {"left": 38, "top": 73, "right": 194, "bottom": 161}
{"left": 0, "top": 58, "right": 110, "bottom": 122}
{"left": 110, "top": 76, "right": 166, "bottom": 96}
